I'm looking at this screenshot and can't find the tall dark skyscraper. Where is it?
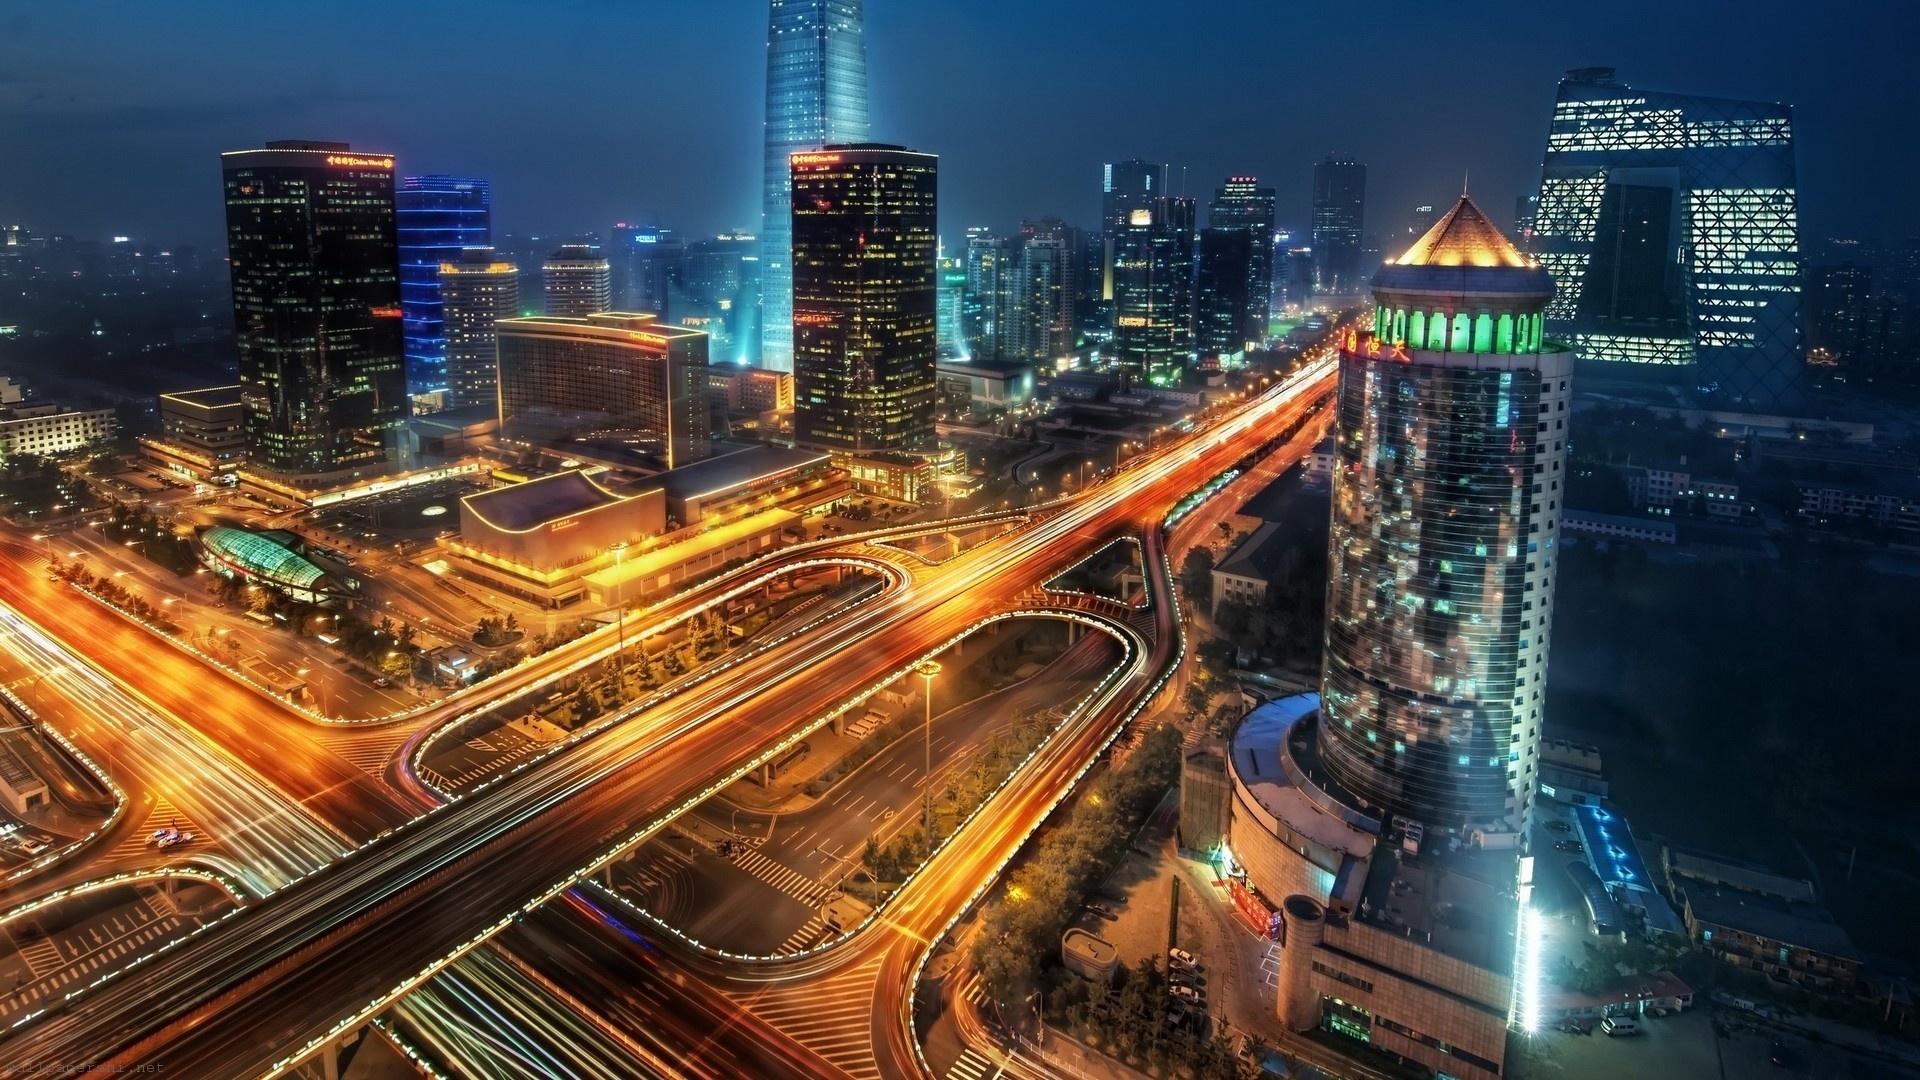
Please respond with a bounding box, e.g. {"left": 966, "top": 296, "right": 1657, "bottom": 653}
{"left": 1195, "top": 227, "right": 1254, "bottom": 360}
{"left": 1110, "top": 195, "right": 1195, "bottom": 384}
{"left": 1101, "top": 158, "right": 1163, "bottom": 313}
{"left": 1206, "top": 175, "right": 1277, "bottom": 351}
{"left": 221, "top": 141, "right": 408, "bottom": 477}
{"left": 1012, "top": 217, "right": 1079, "bottom": 364}
{"left": 397, "top": 176, "right": 490, "bottom": 398}
{"left": 1311, "top": 155, "right": 1367, "bottom": 295}
{"left": 791, "top": 144, "right": 938, "bottom": 452}
{"left": 1531, "top": 67, "right": 1804, "bottom": 409}
{"left": 1322, "top": 196, "right": 1572, "bottom": 827}
{"left": 761, "top": 0, "right": 870, "bottom": 374}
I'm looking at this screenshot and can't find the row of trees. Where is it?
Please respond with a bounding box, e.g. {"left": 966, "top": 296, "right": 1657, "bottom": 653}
{"left": 50, "top": 560, "right": 181, "bottom": 635}
{"left": 1049, "top": 957, "right": 1260, "bottom": 1078}
{"left": 970, "top": 723, "right": 1182, "bottom": 1004}
{"left": 99, "top": 501, "right": 199, "bottom": 575}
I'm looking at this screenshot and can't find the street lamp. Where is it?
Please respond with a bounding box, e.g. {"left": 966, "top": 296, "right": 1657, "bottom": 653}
{"left": 914, "top": 658, "right": 941, "bottom": 852}
{"left": 612, "top": 541, "right": 630, "bottom": 690}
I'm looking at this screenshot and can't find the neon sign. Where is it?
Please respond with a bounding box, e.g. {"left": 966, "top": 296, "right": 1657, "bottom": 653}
{"left": 326, "top": 155, "right": 394, "bottom": 169}
{"left": 791, "top": 152, "right": 842, "bottom": 166}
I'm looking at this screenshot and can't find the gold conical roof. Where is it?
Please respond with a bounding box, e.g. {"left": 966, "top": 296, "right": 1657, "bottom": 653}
{"left": 1393, "top": 195, "right": 1531, "bottom": 269}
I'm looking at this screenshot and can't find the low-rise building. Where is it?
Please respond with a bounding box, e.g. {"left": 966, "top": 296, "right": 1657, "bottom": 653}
{"left": 936, "top": 358, "right": 1035, "bottom": 408}
{"left": 0, "top": 737, "right": 49, "bottom": 815}
{"left": 443, "top": 470, "right": 667, "bottom": 608}
{"left": 142, "top": 385, "right": 244, "bottom": 482}
{"left": 1211, "top": 521, "right": 1292, "bottom": 612}
{"left": 632, "top": 443, "right": 837, "bottom": 526}
{"left": 1663, "top": 843, "right": 1862, "bottom": 995}
{"left": 1178, "top": 740, "right": 1231, "bottom": 856}
{"left": 0, "top": 401, "right": 117, "bottom": 461}
{"left": 1563, "top": 509, "right": 1677, "bottom": 545}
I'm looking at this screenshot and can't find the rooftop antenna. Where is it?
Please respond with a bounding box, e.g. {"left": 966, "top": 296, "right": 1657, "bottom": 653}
{"left": 1462, "top": 172, "right": 1470, "bottom": 198}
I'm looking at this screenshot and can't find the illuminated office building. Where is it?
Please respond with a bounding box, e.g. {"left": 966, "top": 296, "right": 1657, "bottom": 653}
{"left": 221, "top": 140, "right": 408, "bottom": 478}
{"left": 496, "top": 312, "right": 710, "bottom": 469}
{"left": 790, "top": 144, "right": 938, "bottom": 452}
{"left": 961, "top": 228, "right": 1014, "bottom": 361}
{"left": 543, "top": 245, "right": 612, "bottom": 317}
{"left": 1530, "top": 67, "right": 1803, "bottom": 408}
{"left": 761, "top": 0, "right": 870, "bottom": 374}
{"left": 1111, "top": 196, "right": 1196, "bottom": 383}
{"left": 1311, "top": 155, "right": 1367, "bottom": 295}
{"left": 1323, "top": 195, "right": 1572, "bottom": 828}
{"left": 439, "top": 248, "right": 520, "bottom": 411}
{"left": 397, "top": 175, "right": 490, "bottom": 395}
{"left": 1100, "top": 158, "right": 1162, "bottom": 312}
{"left": 936, "top": 253, "right": 967, "bottom": 359}
{"left": 1011, "top": 218, "right": 1078, "bottom": 365}
{"left": 1209, "top": 176, "right": 1276, "bottom": 344}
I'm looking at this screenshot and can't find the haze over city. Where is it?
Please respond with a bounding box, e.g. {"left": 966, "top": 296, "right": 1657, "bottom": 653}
{"left": 0, "top": 3, "right": 1914, "bottom": 1079}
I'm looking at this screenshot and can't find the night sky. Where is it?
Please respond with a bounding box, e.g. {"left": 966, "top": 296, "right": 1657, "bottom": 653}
{"left": 2, "top": 0, "right": 1914, "bottom": 253}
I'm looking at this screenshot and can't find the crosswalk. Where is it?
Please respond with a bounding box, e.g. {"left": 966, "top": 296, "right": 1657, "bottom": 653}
{"left": 774, "top": 915, "right": 834, "bottom": 955}
{"left": 108, "top": 795, "right": 202, "bottom": 861}
{"left": 728, "top": 845, "right": 832, "bottom": 908}
{"left": 947, "top": 1048, "right": 1001, "bottom": 1080}
{"left": 726, "top": 954, "right": 885, "bottom": 1080}
{"left": 318, "top": 727, "right": 412, "bottom": 775}
{"left": 958, "top": 972, "right": 990, "bottom": 1008}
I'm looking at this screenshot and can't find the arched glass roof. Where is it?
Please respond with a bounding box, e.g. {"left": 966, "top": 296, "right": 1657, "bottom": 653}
{"left": 201, "top": 527, "right": 328, "bottom": 592}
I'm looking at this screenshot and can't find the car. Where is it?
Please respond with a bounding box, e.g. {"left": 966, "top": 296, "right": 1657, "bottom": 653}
{"left": 1554, "top": 839, "right": 1583, "bottom": 854}
{"left": 1086, "top": 904, "right": 1118, "bottom": 921}
{"left": 1599, "top": 1016, "right": 1638, "bottom": 1036}
{"left": 149, "top": 828, "right": 179, "bottom": 846}
{"left": 1545, "top": 820, "right": 1572, "bottom": 832}
{"left": 1171, "top": 971, "right": 1204, "bottom": 989}
{"left": 158, "top": 831, "right": 196, "bottom": 849}
{"left": 1167, "top": 985, "right": 1201, "bottom": 1004}
{"left": 1167, "top": 948, "right": 1199, "bottom": 968}
{"left": 373, "top": 677, "right": 393, "bottom": 688}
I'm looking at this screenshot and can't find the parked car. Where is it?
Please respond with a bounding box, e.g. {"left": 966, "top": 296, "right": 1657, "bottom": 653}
{"left": 373, "top": 677, "right": 393, "bottom": 688}
{"left": 1086, "top": 903, "right": 1118, "bottom": 921}
{"left": 1545, "top": 820, "right": 1573, "bottom": 833}
{"left": 1167, "top": 985, "right": 1201, "bottom": 1004}
{"left": 1168, "top": 948, "right": 1199, "bottom": 968}
{"left": 1600, "top": 1016, "right": 1638, "bottom": 1037}
{"left": 1554, "top": 839, "right": 1583, "bottom": 854}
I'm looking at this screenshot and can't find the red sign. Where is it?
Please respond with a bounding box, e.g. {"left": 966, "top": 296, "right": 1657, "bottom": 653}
{"left": 1229, "top": 879, "right": 1280, "bottom": 940}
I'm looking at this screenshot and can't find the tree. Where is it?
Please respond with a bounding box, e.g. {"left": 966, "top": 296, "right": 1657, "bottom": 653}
{"left": 1178, "top": 547, "right": 1214, "bottom": 610}
{"left": 379, "top": 651, "right": 414, "bottom": 682}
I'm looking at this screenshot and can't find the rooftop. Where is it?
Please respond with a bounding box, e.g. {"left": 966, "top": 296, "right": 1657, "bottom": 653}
{"left": 1680, "top": 884, "right": 1863, "bottom": 961}
{"left": 496, "top": 312, "right": 707, "bottom": 343}
{"left": 638, "top": 444, "right": 830, "bottom": 502}
{"left": 461, "top": 470, "right": 634, "bottom": 532}
{"left": 1230, "top": 696, "right": 1378, "bottom": 862}
{"left": 1394, "top": 195, "right": 1532, "bottom": 269}
{"left": 200, "top": 527, "right": 329, "bottom": 592}
{"left": 1359, "top": 830, "right": 1518, "bottom": 972}
{"left": 159, "top": 385, "right": 242, "bottom": 409}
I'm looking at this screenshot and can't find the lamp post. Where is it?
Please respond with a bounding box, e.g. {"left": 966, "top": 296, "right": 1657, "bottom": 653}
{"left": 612, "top": 542, "right": 630, "bottom": 690}
{"left": 914, "top": 658, "right": 941, "bottom": 853}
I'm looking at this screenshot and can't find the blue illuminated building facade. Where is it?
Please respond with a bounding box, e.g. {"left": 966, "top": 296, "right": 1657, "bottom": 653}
{"left": 1530, "top": 68, "right": 1803, "bottom": 409}
{"left": 398, "top": 176, "right": 491, "bottom": 397}
{"left": 761, "top": 0, "right": 869, "bottom": 374}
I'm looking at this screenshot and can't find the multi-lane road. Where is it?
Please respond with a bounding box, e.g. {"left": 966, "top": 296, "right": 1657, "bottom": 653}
{"left": 0, "top": 345, "right": 1339, "bottom": 1076}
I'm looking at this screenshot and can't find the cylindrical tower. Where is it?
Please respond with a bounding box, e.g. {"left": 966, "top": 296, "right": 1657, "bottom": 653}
{"left": 1278, "top": 894, "right": 1327, "bottom": 1031}
{"left": 1318, "top": 196, "right": 1573, "bottom": 831}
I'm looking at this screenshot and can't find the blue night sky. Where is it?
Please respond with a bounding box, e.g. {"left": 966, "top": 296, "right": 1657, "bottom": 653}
{"left": 1, "top": 0, "right": 1913, "bottom": 252}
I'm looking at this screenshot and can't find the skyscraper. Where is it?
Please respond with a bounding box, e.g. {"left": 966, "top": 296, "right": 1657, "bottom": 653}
{"left": 1209, "top": 176, "right": 1276, "bottom": 344}
{"left": 1530, "top": 67, "right": 1803, "bottom": 408}
{"left": 543, "top": 245, "right": 612, "bottom": 317}
{"left": 397, "top": 176, "right": 490, "bottom": 397}
{"left": 439, "top": 248, "right": 520, "bottom": 412}
{"left": 221, "top": 141, "right": 408, "bottom": 477}
{"left": 791, "top": 144, "right": 937, "bottom": 452}
{"left": 1311, "top": 155, "right": 1367, "bottom": 295}
{"left": 1321, "top": 196, "right": 1572, "bottom": 828}
{"left": 961, "top": 228, "right": 1014, "bottom": 361}
{"left": 1101, "top": 159, "right": 1163, "bottom": 311}
{"left": 495, "top": 312, "right": 710, "bottom": 469}
{"left": 1010, "top": 217, "right": 1078, "bottom": 365}
{"left": 761, "top": 0, "right": 870, "bottom": 374}
{"left": 1195, "top": 227, "right": 1254, "bottom": 360}
{"left": 609, "top": 224, "right": 681, "bottom": 316}
{"left": 1111, "top": 196, "right": 1196, "bottom": 383}
{"left": 936, "top": 252, "right": 967, "bottom": 359}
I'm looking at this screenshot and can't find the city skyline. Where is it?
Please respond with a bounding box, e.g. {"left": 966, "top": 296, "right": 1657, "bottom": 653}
{"left": 3, "top": 1, "right": 1915, "bottom": 249}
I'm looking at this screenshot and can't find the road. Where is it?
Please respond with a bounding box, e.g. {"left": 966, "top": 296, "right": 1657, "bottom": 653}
{"left": 1, "top": 348, "right": 1339, "bottom": 1075}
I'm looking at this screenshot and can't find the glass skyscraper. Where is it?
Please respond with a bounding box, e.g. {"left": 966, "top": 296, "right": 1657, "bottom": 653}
{"left": 1311, "top": 155, "right": 1367, "bottom": 296}
{"left": 1110, "top": 196, "right": 1196, "bottom": 384}
{"left": 439, "top": 248, "right": 520, "bottom": 412}
{"left": 791, "top": 144, "right": 938, "bottom": 452}
{"left": 1208, "top": 175, "right": 1276, "bottom": 346}
{"left": 221, "top": 141, "right": 409, "bottom": 477}
{"left": 397, "top": 176, "right": 490, "bottom": 398}
{"left": 1320, "top": 197, "right": 1573, "bottom": 828}
{"left": 1530, "top": 67, "right": 1803, "bottom": 409}
{"left": 761, "top": 0, "right": 869, "bottom": 374}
